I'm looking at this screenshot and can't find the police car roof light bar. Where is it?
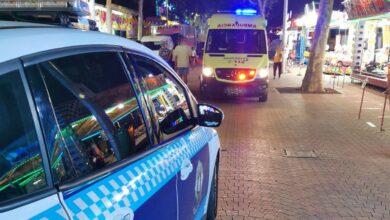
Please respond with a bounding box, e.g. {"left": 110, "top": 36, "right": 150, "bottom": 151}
{"left": 0, "top": 0, "right": 71, "bottom": 9}
{"left": 0, "top": 0, "right": 90, "bottom": 16}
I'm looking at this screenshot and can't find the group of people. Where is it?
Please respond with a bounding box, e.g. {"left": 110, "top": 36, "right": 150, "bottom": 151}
{"left": 159, "top": 37, "right": 196, "bottom": 84}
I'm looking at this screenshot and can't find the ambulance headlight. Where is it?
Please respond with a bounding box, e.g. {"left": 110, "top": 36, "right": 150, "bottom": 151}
{"left": 258, "top": 68, "right": 269, "bottom": 78}
{"left": 202, "top": 67, "right": 214, "bottom": 77}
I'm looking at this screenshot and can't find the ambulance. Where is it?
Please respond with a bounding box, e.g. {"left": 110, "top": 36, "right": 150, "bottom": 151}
{"left": 201, "top": 9, "right": 269, "bottom": 102}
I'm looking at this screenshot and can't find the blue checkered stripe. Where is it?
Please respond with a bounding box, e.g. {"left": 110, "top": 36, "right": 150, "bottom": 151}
{"left": 34, "top": 127, "right": 214, "bottom": 220}
{"left": 30, "top": 204, "right": 68, "bottom": 220}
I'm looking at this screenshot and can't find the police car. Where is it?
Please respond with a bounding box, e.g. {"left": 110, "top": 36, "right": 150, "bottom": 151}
{"left": 0, "top": 21, "right": 223, "bottom": 220}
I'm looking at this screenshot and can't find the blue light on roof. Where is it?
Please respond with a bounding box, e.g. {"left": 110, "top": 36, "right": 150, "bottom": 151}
{"left": 235, "top": 8, "right": 257, "bottom": 15}
{"left": 242, "top": 9, "right": 257, "bottom": 14}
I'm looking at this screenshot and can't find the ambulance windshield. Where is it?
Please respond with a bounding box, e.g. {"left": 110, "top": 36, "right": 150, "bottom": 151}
{"left": 206, "top": 29, "right": 267, "bottom": 54}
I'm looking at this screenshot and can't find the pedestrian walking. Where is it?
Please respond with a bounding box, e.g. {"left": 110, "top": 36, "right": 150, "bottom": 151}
{"left": 273, "top": 45, "right": 283, "bottom": 79}
{"left": 191, "top": 47, "right": 197, "bottom": 65}
{"left": 172, "top": 37, "right": 192, "bottom": 84}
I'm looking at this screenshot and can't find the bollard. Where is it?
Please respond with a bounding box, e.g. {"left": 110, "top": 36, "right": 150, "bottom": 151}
{"left": 387, "top": 64, "right": 390, "bottom": 111}
{"left": 358, "top": 78, "right": 368, "bottom": 120}
{"left": 379, "top": 64, "right": 390, "bottom": 131}
{"left": 380, "top": 94, "right": 388, "bottom": 132}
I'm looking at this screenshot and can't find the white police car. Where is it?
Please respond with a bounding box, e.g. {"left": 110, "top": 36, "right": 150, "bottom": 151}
{"left": 0, "top": 21, "right": 223, "bottom": 220}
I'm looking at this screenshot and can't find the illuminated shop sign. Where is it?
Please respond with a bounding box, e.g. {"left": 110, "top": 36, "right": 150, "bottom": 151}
{"left": 156, "top": 25, "right": 181, "bottom": 34}
{"left": 343, "top": 0, "right": 390, "bottom": 20}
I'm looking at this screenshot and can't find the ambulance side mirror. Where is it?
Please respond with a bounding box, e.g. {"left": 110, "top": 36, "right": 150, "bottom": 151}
{"left": 197, "top": 104, "right": 224, "bottom": 127}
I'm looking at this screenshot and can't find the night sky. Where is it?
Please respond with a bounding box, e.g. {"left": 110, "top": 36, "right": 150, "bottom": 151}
{"left": 106, "top": 0, "right": 344, "bottom": 27}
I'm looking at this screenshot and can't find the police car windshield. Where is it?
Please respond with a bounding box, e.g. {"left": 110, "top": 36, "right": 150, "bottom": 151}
{"left": 206, "top": 29, "right": 266, "bottom": 54}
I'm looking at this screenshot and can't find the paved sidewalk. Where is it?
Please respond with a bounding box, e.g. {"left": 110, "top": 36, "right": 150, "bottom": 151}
{"left": 188, "top": 66, "right": 390, "bottom": 220}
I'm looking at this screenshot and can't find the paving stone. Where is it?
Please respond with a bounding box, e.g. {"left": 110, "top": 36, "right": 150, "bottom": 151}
{"left": 187, "top": 66, "right": 390, "bottom": 219}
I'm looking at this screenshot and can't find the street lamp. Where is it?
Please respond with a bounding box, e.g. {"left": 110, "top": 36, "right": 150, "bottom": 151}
{"left": 282, "top": 0, "right": 288, "bottom": 74}
{"left": 166, "top": 0, "right": 169, "bottom": 20}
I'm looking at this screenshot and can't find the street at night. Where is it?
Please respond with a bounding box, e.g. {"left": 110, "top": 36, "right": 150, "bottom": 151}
{"left": 188, "top": 66, "right": 390, "bottom": 219}
{"left": 1, "top": 0, "right": 390, "bottom": 219}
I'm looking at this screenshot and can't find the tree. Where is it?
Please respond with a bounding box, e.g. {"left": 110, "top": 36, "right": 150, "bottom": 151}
{"left": 301, "top": 0, "right": 334, "bottom": 92}
{"left": 137, "top": 0, "right": 144, "bottom": 41}
{"left": 257, "top": 0, "right": 278, "bottom": 20}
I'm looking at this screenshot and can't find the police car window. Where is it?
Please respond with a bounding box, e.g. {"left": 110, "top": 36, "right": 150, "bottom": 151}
{"left": 0, "top": 70, "right": 47, "bottom": 203}
{"left": 206, "top": 29, "right": 267, "bottom": 54}
{"left": 25, "top": 52, "right": 150, "bottom": 184}
{"left": 131, "top": 55, "right": 192, "bottom": 141}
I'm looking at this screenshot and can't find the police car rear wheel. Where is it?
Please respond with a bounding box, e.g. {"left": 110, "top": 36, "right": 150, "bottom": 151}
{"left": 207, "top": 163, "right": 218, "bottom": 220}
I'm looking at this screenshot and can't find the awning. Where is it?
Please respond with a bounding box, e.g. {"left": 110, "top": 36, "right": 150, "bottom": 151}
{"left": 342, "top": 0, "right": 390, "bottom": 20}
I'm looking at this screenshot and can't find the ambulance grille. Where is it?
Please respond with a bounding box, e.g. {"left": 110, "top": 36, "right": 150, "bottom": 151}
{"left": 216, "top": 68, "right": 237, "bottom": 80}
{"left": 215, "top": 68, "right": 255, "bottom": 81}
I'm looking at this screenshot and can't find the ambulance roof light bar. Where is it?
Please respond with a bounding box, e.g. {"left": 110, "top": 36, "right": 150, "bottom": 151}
{"left": 235, "top": 8, "right": 257, "bottom": 16}
{"left": 216, "top": 8, "right": 258, "bottom": 16}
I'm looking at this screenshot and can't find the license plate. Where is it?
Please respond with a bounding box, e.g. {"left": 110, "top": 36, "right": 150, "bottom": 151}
{"left": 224, "top": 87, "right": 244, "bottom": 96}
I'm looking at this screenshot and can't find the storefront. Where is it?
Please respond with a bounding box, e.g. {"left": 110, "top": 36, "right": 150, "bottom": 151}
{"left": 291, "top": 4, "right": 352, "bottom": 75}
{"left": 343, "top": 0, "right": 390, "bottom": 88}
{"left": 323, "top": 11, "right": 353, "bottom": 75}
{"left": 86, "top": 1, "right": 138, "bottom": 39}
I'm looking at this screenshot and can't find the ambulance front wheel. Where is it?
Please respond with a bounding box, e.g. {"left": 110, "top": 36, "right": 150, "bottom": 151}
{"left": 200, "top": 83, "right": 208, "bottom": 100}
{"left": 259, "top": 93, "right": 268, "bottom": 102}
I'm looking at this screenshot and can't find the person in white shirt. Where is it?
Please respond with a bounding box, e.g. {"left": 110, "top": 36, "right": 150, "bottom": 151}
{"left": 172, "top": 37, "right": 192, "bottom": 84}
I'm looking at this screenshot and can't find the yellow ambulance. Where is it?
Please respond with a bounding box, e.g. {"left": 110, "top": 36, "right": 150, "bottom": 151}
{"left": 201, "top": 9, "right": 269, "bottom": 102}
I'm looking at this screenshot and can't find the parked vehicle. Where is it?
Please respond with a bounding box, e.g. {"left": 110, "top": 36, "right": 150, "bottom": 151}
{"left": 154, "top": 25, "right": 197, "bottom": 48}
{"left": 140, "top": 35, "right": 174, "bottom": 55}
{"left": 0, "top": 21, "right": 223, "bottom": 220}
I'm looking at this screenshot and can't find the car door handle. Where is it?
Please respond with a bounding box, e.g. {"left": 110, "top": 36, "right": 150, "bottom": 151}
{"left": 112, "top": 208, "right": 134, "bottom": 220}
{"left": 180, "top": 158, "right": 193, "bottom": 181}
{"left": 123, "top": 213, "right": 133, "bottom": 220}
{"left": 113, "top": 212, "right": 133, "bottom": 220}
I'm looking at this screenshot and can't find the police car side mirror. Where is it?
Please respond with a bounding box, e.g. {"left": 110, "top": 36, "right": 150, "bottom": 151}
{"left": 160, "top": 108, "right": 192, "bottom": 134}
{"left": 197, "top": 104, "right": 224, "bottom": 127}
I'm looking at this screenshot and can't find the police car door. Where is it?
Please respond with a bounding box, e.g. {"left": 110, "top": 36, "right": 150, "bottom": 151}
{"left": 23, "top": 50, "right": 178, "bottom": 219}
{"left": 129, "top": 54, "right": 212, "bottom": 220}
{"left": 0, "top": 61, "right": 67, "bottom": 219}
